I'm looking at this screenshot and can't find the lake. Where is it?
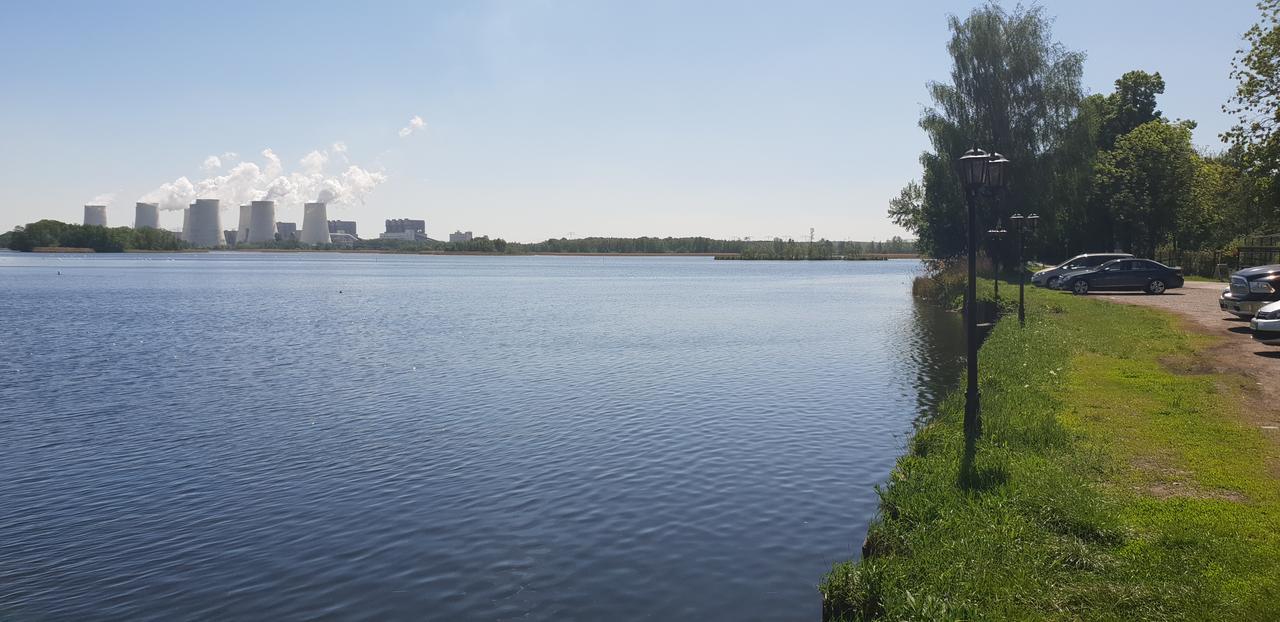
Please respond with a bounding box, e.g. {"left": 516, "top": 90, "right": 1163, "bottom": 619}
{"left": 0, "top": 253, "right": 962, "bottom": 620}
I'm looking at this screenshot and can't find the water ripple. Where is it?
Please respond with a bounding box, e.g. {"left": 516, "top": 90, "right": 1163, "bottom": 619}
{"left": 0, "top": 253, "right": 959, "bottom": 620}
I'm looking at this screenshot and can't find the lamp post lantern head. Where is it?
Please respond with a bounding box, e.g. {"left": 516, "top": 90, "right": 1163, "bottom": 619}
{"left": 959, "top": 148, "right": 990, "bottom": 188}
{"left": 1028, "top": 213, "right": 1039, "bottom": 231}
{"left": 986, "top": 152, "right": 1010, "bottom": 190}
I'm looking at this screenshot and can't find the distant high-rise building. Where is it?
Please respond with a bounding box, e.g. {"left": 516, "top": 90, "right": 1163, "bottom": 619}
{"left": 328, "top": 220, "right": 358, "bottom": 238}
{"left": 276, "top": 222, "right": 298, "bottom": 241}
{"left": 449, "top": 230, "right": 474, "bottom": 243}
{"left": 385, "top": 219, "right": 426, "bottom": 235}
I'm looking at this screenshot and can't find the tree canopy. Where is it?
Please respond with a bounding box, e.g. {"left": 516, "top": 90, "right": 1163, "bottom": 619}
{"left": 892, "top": 3, "right": 1280, "bottom": 268}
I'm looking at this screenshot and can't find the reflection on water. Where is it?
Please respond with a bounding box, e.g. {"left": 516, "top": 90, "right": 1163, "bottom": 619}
{"left": 902, "top": 299, "right": 967, "bottom": 424}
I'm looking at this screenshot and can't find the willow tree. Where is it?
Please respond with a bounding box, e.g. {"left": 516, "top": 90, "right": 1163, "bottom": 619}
{"left": 898, "top": 5, "right": 1084, "bottom": 261}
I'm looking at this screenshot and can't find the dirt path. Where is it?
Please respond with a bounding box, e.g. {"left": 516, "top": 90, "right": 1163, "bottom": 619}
{"left": 1093, "top": 282, "right": 1280, "bottom": 433}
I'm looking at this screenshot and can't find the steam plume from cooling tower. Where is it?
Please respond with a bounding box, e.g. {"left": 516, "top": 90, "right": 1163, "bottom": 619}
{"left": 138, "top": 145, "right": 387, "bottom": 221}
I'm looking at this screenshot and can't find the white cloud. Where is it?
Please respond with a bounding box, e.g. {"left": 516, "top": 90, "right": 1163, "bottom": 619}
{"left": 398, "top": 115, "right": 426, "bottom": 138}
{"left": 201, "top": 155, "right": 222, "bottom": 171}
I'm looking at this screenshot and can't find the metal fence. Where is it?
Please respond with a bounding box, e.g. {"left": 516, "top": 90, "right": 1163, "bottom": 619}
{"left": 1238, "top": 234, "right": 1280, "bottom": 269}
{"left": 1154, "top": 235, "right": 1280, "bottom": 279}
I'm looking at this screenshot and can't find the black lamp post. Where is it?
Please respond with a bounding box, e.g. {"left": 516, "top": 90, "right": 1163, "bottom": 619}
{"left": 958, "top": 148, "right": 1009, "bottom": 442}
{"left": 1009, "top": 213, "right": 1039, "bottom": 326}
{"left": 987, "top": 220, "right": 1007, "bottom": 304}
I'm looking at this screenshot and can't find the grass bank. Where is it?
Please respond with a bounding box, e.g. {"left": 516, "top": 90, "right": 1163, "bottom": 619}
{"left": 821, "top": 285, "right": 1280, "bottom": 620}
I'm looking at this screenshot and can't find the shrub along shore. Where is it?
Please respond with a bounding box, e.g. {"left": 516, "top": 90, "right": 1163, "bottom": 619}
{"left": 821, "top": 283, "right": 1280, "bottom": 620}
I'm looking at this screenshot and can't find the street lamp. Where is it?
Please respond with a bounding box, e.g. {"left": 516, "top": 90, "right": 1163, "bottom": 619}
{"left": 1009, "top": 213, "right": 1039, "bottom": 326}
{"left": 958, "top": 147, "right": 1009, "bottom": 442}
{"left": 987, "top": 219, "right": 1008, "bottom": 304}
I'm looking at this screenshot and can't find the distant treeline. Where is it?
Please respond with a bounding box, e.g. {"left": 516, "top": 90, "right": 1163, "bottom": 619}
{"left": 7, "top": 220, "right": 183, "bottom": 252}
{"left": 512, "top": 236, "right": 914, "bottom": 256}
{"left": 4, "top": 221, "right": 917, "bottom": 257}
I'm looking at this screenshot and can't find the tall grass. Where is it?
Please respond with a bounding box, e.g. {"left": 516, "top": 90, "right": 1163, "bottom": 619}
{"left": 821, "top": 286, "right": 1280, "bottom": 620}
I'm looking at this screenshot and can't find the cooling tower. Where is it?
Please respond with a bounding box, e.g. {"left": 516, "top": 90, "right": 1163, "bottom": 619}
{"left": 83, "top": 205, "right": 108, "bottom": 227}
{"left": 300, "top": 203, "right": 332, "bottom": 245}
{"left": 246, "top": 200, "right": 277, "bottom": 243}
{"left": 237, "top": 205, "right": 251, "bottom": 244}
{"left": 134, "top": 202, "right": 160, "bottom": 229}
{"left": 186, "top": 199, "right": 224, "bottom": 248}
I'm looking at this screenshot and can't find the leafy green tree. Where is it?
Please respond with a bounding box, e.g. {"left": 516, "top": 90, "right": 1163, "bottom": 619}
{"left": 1099, "top": 71, "right": 1165, "bottom": 149}
{"left": 1091, "top": 120, "right": 1197, "bottom": 257}
{"left": 1223, "top": 0, "right": 1280, "bottom": 213}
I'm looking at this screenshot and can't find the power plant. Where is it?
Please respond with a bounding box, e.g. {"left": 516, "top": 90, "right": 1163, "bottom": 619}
{"left": 83, "top": 205, "right": 108, "bottom": 227}
{"left": 73, "top": 197, "right": 375, "bottom": 248}
{"left": 134, "top": 202, "right": 160, "bottom": 229}
{"left": 247, "top": 200, "right": 277, "bottom": 243}
{"left": 186, "top": 199, "right": 224, "bottom": 247}
{"left": 300, "top": 202, "right": 331, "bottom": 245}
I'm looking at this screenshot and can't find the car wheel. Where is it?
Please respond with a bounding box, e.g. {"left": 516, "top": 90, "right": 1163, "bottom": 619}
{"left": 1047, "top": 276, "right": 1060, "bottom": 289}
{"left": 1072, "top": 280, "right": 1089, "bottom": 295}
{"left": 1146, "top": 279, "right": 1166, "bottom": 294}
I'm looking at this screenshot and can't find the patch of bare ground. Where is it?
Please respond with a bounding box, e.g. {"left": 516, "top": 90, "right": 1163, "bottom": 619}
{"left": 1129, "top": 457, "right": 1249, "bottom": 502}
{"left": 1093, "top": 285, "right": 1280, "bottom": 425}
{"left": 1091, "top": 284, "right": 1280, "bottom": 479}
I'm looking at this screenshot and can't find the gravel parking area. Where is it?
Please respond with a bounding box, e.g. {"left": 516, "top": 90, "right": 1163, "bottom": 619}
{"left": 1090, "top": 281, "right": 1280, "bottom": 427}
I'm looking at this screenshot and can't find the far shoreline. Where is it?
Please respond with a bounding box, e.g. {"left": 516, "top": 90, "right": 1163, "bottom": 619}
{"left": 28, "top": 248, "right": 922, "bottom": 259}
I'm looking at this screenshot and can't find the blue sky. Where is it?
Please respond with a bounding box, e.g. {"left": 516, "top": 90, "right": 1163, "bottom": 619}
{"left": 0, "top": 1, "right": 1261, "bottom": 242}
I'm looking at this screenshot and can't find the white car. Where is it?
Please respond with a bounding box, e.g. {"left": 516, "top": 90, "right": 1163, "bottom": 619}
{"left": 1031, "top": 253, "right": 1133, "bottom": 289}
{"left": 1251, "top": 300, "right": 1280, "bottom": 345}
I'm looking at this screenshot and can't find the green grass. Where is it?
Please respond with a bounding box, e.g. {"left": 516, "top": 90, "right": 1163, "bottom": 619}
{"left": 1184, "top": 275, "right": 1227, "bottom": 283}
{"left": 820, "top": 286, "right": 1280, "bottom": 620}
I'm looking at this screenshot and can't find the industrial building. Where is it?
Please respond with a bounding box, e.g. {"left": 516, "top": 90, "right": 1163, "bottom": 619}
{"left": 186, "top": 199, "right": 224, "bottom": 247}
{"left": 328, "top": 220, "right": 358, "bottom": 238}
{"left": 380, "top": 218, "right": 430, "bottom": 241}
{"left": 83, "top": 205, "right": 107, "bottom": 227}
{"left": 300, "top": 203, "right": 331, "bottom": 245}
{"left": 237, "top": 205, "right": 252, "bottom": 243}
{"left": 134, "top": 202, "right": 160, "bottom": 229}
{"left": 246, "top": 201, "right": 277, "bottom": 243}
{"left": 449, "top": 230, "right": 474, "bottom": 243}
{"left": 328, "top": 232, "right": 357, "bottom": 248}
{"left": 385, "top": 219, "right": 426, "bottom": 234}
{"left": 276, "top": 222, "right": 298, "bottom": 241}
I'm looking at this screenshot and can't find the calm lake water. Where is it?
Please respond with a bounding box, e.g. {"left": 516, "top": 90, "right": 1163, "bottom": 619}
{"left": 0, "top": 253, "right": 962, "bottom": 620}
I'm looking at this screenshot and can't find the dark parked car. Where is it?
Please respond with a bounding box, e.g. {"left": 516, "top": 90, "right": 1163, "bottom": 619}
{"left": 1058, "top": 258, "right": 1184, "bottom": 295}
{"left": 1031, "top": 252, "right": 1133, "bottom": 289}
{"left": 1219, "top": 264, "right": 1280, "bottom": 318}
